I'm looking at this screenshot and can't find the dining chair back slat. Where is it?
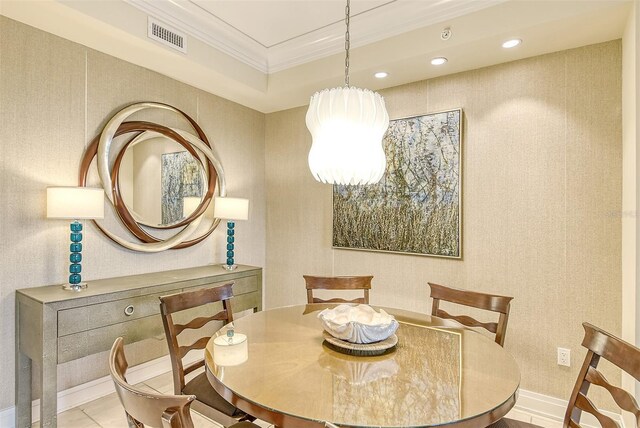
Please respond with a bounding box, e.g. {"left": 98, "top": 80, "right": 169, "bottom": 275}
{"left": 182, "top": 360, "right": 205, "bottom": 377}
{"left": 573, "top": 393, "right": 618, "bottom": 428}
{"left": 436, "top": 309, "right": 499, "bottom": 333}
{"left": 428, "top": 282, "right": 513, "bottom": 346}
{"left": 563, "top": 323, "right": 640, "bottom": 428}
{"left": 304, "top": 275, "right": 372, "bottom": 304}
{"left": 179, "top": 336, "right": 213, "bottom": 359}
{"left": 584, "top": 367, "right": 640, "bottom": 418}
{"left": 174, "top": 313, "right": 229, "bottom": 336}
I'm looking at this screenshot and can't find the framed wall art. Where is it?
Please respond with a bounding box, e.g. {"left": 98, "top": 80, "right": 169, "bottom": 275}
{"left": 333, "top": 108, "right": 462, "bottom": 258}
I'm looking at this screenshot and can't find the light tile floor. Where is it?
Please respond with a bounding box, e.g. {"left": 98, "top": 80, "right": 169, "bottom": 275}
{"left": 31, "top": 371, "right": 260, "bottom": 428}
{"left": 34, "top": 371, "right": 559, "bottom": 428}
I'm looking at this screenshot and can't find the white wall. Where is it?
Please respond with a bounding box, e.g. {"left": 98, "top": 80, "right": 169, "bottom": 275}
{"left": 622, "top": 0, "right": 640, "bottom": 410}
{"left": 622, "top": 0, "right": 637, "bottom": 350}
{"left": 633, "top": 0, "right": 640, "bottom": 404}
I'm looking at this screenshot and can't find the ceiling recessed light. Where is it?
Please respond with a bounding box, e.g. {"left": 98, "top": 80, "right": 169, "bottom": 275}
{"left": 431, "top": 57, "right": 448, "bottom": 66}
{"left": 502, "top": 39, "right": 522, "bottom": 49}
{"left": 374, "top": 72, "right": 388, "bottom": 79}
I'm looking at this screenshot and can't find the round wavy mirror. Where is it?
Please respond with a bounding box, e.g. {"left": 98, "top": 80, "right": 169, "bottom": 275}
{"left": 79, "top": 102, "right": 226, "bottom": 252}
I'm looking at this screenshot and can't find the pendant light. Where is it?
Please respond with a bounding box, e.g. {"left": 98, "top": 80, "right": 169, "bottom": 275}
{"left": 305, "top": 0, "right": 389, "bottom": 185}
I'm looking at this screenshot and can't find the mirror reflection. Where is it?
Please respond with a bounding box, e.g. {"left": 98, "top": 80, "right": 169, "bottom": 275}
{"left": 119, "top": 136, "right": 206, "bottom": 227}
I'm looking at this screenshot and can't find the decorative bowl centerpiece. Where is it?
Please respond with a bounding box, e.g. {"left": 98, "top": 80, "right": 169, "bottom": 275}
{"left": 318, "top": 304, "right": 399, "bottom": 344}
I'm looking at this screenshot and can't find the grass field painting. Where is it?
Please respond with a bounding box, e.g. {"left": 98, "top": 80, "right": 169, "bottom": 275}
{"left": 333, "top": 108, "right": 462, "bottom": 258}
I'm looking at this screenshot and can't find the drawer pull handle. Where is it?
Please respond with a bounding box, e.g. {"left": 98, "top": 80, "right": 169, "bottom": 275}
{"left": 124, "top": 305, "right": 135, "bottom": 316}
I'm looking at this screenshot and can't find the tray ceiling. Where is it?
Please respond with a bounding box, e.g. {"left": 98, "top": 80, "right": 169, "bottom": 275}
{"left": 1, "top": 0, "right": 632, "bottom": 112}
{"left": 125, "top": 0, "right": 507, "bottom": 72}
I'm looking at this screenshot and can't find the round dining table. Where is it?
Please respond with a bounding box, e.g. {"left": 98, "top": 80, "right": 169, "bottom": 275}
{"left": 204, "top": 304, "right": 520, "bottom": 428}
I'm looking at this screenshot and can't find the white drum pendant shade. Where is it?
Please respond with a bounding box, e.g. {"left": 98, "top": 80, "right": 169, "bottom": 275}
{"left": 306, "top": 87, "right": 390, "bottom": 185}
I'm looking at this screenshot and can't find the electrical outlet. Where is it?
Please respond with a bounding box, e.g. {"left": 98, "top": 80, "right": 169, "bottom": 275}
{"left": 557, "top": 347, "right": 571, "bottom": 367}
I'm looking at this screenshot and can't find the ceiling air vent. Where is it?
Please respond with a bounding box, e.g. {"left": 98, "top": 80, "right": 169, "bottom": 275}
{"left": 147, "top": 17, "right": 187, "bottom": 54}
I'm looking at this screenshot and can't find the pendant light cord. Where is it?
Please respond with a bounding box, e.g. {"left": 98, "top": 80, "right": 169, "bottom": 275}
{"left": 344, "top": 0, "right": 350, "bottom": 87}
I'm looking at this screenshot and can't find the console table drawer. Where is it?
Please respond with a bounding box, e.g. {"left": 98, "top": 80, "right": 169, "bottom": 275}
{"left": 57, "top": 315, "right": 165, "bottom": 363}
{"left": 57, "top": 283, "right": 260, "bottom": 361}
{"left": 182, "top": 275, "right": 258, "bottom": 296}
{"left": 231, "top": 275, "right": 258, "bottom": 295}
{"left": 58, "top": 292, "right": 166, "bottom": 337}
{"left": 59, "top": 276, "right": 259, "bottom": 339}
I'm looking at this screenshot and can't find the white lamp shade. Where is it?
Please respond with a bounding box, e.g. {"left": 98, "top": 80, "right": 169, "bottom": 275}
{"left": 306, "top": 86, "right": 389, "bottom": 185}
{"left": 214, "top": 197, "right": 249, "bottom": 221}
{"left": 47, "top": 187, "right": 105, "bottom": 219}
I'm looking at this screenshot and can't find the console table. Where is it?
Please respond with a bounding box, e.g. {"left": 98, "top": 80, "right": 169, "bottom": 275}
{"left": 15, "top": 264, "right": 262, "bottom": 428}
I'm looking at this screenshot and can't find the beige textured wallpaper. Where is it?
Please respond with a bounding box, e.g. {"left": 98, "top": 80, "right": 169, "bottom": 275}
{"left": 0, "top": 17, "right": 265, "bottom": 410}
{"left": 0, "top": 14, "right": 624, "bottom": 415}
{"left": 265, "top": 41, "right": 622, "bottom": 402}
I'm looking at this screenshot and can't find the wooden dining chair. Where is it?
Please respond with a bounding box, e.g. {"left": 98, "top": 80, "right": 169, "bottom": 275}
{"left": 428, "top": 282, "right": 513, "bottom": 346}
{"left": 491, "top": 322, "right": 640, "bottom": 428}
{"left": 562, "top": 322, "right": 640, "bottom": 428}
{"left": 160, "top": 283, "right": 255, "bottom": 427}
{"left": 110, "top": 336, "right": 196, "bottom": 428}
{"left": 304, "top": 275, "right": 373, "bottom": 304}
{"left": 110, "top": 337, "right": 258, "bottom": 428}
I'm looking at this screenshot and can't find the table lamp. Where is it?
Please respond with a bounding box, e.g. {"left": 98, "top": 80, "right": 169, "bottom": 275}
{"left": 213, "top": 197, "right": 249, "bottom": 270}
{"left": 47, "top": 187, "right": 105, "bottom": 291}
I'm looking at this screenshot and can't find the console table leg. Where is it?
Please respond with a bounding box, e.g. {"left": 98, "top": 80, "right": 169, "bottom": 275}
{"left": 39, "top": 356, "right": 58, "bottom": 428}
{"left": 15, "top": 350, "right": 32, "bottom": 428}
{"left": 40, "top": 305, "right": 58, "bottom": 428}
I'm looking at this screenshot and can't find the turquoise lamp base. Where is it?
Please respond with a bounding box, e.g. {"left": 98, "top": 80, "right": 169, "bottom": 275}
{"left": 63, "top": 220, "right": 88, "bottom": 292}
{"left": 223, "top": 221, "right": 238, "bottom": 271}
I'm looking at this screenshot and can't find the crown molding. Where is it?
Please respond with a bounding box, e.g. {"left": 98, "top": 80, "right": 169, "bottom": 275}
{"left": 124, "top": 0, "right": 269, "bottom": 73}
{"left": 124, "top": 0, "right": 506, "bottom": 74}
{"left": 267, "top": 0, "right": 507, "bottom": 72}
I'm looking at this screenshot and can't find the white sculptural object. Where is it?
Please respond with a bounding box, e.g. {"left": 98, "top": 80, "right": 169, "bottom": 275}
{"left": 318, "top": 304, "right": 399, "bottom": 344}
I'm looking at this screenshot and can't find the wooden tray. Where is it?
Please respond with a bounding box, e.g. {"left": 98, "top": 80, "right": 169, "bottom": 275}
{"left": 322, "top": 332, "right": 398, "bottom": 356}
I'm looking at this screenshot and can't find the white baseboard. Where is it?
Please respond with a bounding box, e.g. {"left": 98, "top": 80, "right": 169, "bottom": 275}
{"left": 515, "top": 389, "right": 625, "bottom": 428}
{"left": 0, "top": 366, "right": 625, "bottom": 428}
{"left": 0, "top": 405, "right": 14, "bottom": 427}
{"left": 0, "top": 351, "right": 202, "bottom": 428}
